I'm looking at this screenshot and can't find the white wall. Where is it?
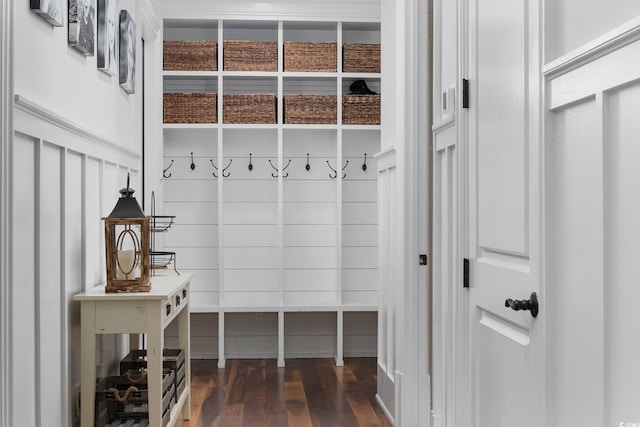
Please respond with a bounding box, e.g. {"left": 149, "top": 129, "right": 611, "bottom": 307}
{"left": 545, "top": 0, "right": 640, "bottom": 62}
{"left": 3, "top": 1, "right": 155, "bottom": 426}
{"left": 377, "top": 0, "right": 431, "bottom": 425}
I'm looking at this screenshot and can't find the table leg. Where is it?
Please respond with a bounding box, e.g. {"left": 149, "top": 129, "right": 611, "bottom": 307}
{"left": 80, "top": 302, "right": 96, "bottom": 427}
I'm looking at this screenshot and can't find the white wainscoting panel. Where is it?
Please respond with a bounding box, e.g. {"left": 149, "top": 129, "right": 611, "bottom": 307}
{"left": 10, "top": 101, "right": 140, "bottom": 427}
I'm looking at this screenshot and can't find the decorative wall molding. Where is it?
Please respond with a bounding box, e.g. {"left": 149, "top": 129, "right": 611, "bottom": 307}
{"left": 543, "top": 16, "right": 640, "bottom": 78}
{"left": 14, "top": 95, "right": 141, "bottom": 160}
{"left": 140, "top": 0, "right": 161, "bottom": 41}
{"left": 375, "top": 147, "right": 396, "bottom": 171}
{"left": 158, "top": 0, "right": 380, "bottom": 21}
{"left": 0, "top": 0, "right": 13, "bottom": 425}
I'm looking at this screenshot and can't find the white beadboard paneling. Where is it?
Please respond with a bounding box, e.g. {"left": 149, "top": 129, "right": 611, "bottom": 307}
{"left": 189, "top": 291, "right": 220, "bottom": 309}
{"left": 225, "top": 336, "right": 278, "bottom": 358}
{"left": 283, "top": 129, "right": 337, "bottom": 157}
{"left": 283, "top": 269, "right": 337, "bottom": 291}
{"left": 102, "top": 162, "right": 119, "bottom": 216}
{"left": 224, "top": 247, "right": 279, "bottom": 269}
{"left": 163, "top": 156, "right": 219, "bottom": 180}
{"left": 343, "top": 202, "right": 377, "bottom": 224}
{"left": 164, "top": 179, "right": 218, "bottom": 202}
{"left": 342, "top": 269, "right": 378, "bottom": 290}
{"left": 343, "top": 246, "right": 377, "bottom": 269}
{"left": 85, "top": 158, "right": 102, "bottom": 287}
{"left": 343, "top": 180, "right": 377, "bottom": 201}
{"left": 342, "top": 224, "right": 377, "bottom": 246}
{"left": 64, "top": 150, "right": 84, "bottom": 427}
{"left": 223, "top": 181, "right": 277, "bottom": 202}
{"left": 224, "top": 291, "right": 280, "bottom": 307}
{"left": 284, "top": 246, "right": 336, "bottom": 269}
{"left": 228, "top": 155, "right": 286, "bottom": 181}
{"left": 283, "top": 22, "right": 337, "bottom": 42}
{"left": 283, "top": 224, "right": 336, "bottom": 246}
{"left": 186, "top": 336, "right": 220, "bottom": 359}
{"left": 284, "top": 202, "right": 336, "bottom": 224}
{"left": 343, "top": 129, "right": 381, "bottom": 151}
{"left": 164, "top": 224, "right": 218, "bottom": 247}
{"left": 224, "top": 269, "right": 280, "bottom": 291}
{"left": 39, "top": 142, "right": 64, "bottom": 426}
{"left": 172, "top": 247, "right": 219, "bottom": 269}
{"left": 224, "top": 224, "right": 279, "bottom": 246}
{"left": 285, "top": 312, "right": 337, "bottom": 333}
{"left": 284, "top": 336, "right": 337, "bottom": 357}
{"left": 280, "top": 159, "right": 339, "bottom": 180}
{"left": 163, "top": 128, "right": 218, "bottom": 157}
{"left": 12, "top": 133, "right": 37, "bottom": 427}
{"left": 283, "top": 291, "right": 339, "bottom": 306}
{"left": 164, "top": 201, "right": 218, "bottom": 225}
{"left": 344, "top": 311, "right": 378, "bottom": 334}
{"left": 342, "top": 291, "right": 378, "bottom": 306}
{"left": 186, "top": 269, "right": 219, "bottom": 292}
{"left": 283, "top": 180, "right": 336, "bottom": 202}
{"left": 222, "top": 129, "right": 278, "bottom": 157}
{"left": 223, "top": 202, "right": 278, "bottom": 224}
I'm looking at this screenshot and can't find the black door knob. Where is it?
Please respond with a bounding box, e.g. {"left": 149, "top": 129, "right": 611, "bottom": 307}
{"left": 505, "top": 292, "right": 538, "bottom": 318}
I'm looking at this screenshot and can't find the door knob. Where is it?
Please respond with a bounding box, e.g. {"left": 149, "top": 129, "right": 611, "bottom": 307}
{"left": 505, "top": 292, "right": 538, "bottom": 318}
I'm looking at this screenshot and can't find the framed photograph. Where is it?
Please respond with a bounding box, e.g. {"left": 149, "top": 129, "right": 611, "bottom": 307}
{"left": 31, "top": 0, "right": 64, "bottom": 27}
{"left": 97, "top": 0, "right": 119, "bottom": 75}
{"left": 119, "top": 10, "right": 135, "bottom": 94}
{"left": 68, "top": 0, "right": 96, "bottom": 56}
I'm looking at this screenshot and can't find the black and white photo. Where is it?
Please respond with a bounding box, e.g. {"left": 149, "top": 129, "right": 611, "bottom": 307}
{"left": 68, "top": 0, "right": 95, "bottom": 55}
{"left": 30, "top": 0, "right": 64, "bottom": 27}
{"left": 97, "top": 0, "right": 119, "bottom": 75}
{"left": 119, "top": 10, "right": 135, "bottom": 94}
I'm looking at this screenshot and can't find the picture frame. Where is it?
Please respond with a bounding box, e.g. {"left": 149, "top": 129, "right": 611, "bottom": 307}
{"left": 118, "top": 10, "right": 135, "bottom": 94}
{"left": 68, "top": 0, "right": 96, "bottom": 56}
{"left": 97, "top": 0, "right": 119, "bottom": 75}
{"left": 31, "top": 0, "right": 64, "bottom": 27}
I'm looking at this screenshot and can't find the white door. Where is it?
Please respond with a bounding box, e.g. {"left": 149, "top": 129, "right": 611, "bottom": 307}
{"left": 466, "top": 0, "right": 544, "bottom": 426}
{"left": 544, "top": 31, "right": 640, "bottom": 426}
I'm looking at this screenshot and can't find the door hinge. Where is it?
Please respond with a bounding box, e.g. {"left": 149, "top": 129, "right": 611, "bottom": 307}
{"left": 463, "top": 258, "right": 470, "bottom": 288}
{"left": 462, "top": 79, "right": 469, "bottom": 109}
{"left": 419, "top": 254, "right": 428, "bottom": 266}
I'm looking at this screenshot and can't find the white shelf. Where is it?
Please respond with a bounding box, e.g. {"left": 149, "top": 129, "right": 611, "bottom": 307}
{"left": 161, "top": 17, "right": 381, "bottom": 364}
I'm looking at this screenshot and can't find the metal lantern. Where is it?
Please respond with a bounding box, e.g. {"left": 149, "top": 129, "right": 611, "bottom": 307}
{"left": 104, "top": 174, "right": 151, "bottom": 292}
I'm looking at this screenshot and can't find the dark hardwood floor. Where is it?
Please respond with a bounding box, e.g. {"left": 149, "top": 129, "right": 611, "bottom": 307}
{"left": 183, "top": 358, "right": 393, "bottom": 427}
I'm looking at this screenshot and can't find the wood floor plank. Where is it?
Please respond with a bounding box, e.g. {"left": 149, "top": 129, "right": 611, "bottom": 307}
{"left": 183, "top": 358, "right": 388, "bottom": 427}
{"left": 285, "top": 381, "right": 313, "bottom": 427}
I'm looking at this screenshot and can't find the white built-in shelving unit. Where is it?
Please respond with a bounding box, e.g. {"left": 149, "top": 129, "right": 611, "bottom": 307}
{"left": 161, "top": 17, "right": 380, "bottom": 367}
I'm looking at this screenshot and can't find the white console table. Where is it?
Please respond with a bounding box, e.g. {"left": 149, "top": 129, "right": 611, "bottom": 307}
{"left": 74, "top": 273, "right": 193, "bottom": 427}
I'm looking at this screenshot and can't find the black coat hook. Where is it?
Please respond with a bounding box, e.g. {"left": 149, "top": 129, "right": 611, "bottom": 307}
{"left": 269, "top": 159, "right": 291, "bottom": 178}
{"left": 248, "top": 153, "right": 253, "bottom": 171}
{"left": 362, "top": 153, "right": 367, "bottom": 171}
{"left": 211, "top": 159, "right": 233, "bottom": 178}
{"left": 327, "top": 160, "right": 349, "bottom": 179}
{"left": 163, "top": 160, "right": 174, "bottom": 178}
{"left": 190, "top": 152, "right": 196, "bottom": 171}
{"left": 306, "top": 154, "right": 311, "bottom": 171}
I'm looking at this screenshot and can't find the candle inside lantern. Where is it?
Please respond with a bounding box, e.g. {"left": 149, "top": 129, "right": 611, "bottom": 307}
{"left": 116, "top": 249, "right": 136, "bottom": 280}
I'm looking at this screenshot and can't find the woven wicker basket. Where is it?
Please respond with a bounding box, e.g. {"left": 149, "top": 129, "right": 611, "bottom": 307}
{"left": 224, "top": 40, "right": 278, "bottom": 71}
{"left": 342, "top": 94, "right": 381, "bottom": 125}
{"left": 343, "top": 43, "right": 381, "bottom": 73}
{"left": 284, "top": 94, "right": 337, "bottom": 124}
{"left": 223, "top": 94, "right": 277, "bottom": 124}
{"left": 163, "top": 41, "right": 217, "bottom": 71}
{"left": 163, "top": 93, "right": 217, "bottom": 124}
{"left": 284, "top": 42, "right": 337, "bottom": 72}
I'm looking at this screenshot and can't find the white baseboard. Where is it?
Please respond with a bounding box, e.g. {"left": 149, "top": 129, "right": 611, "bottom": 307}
{"left": 376, "top": 393, "right": 395, "bottom": 425}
